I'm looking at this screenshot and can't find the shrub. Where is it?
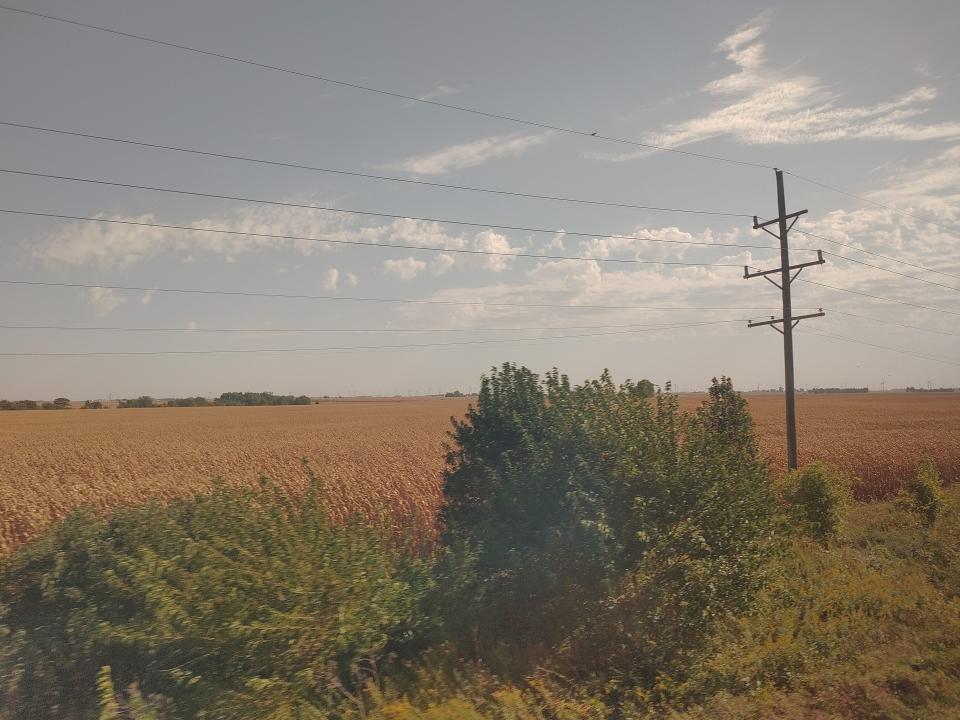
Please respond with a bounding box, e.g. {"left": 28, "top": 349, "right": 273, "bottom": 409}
{"left": 440, "top": 365, "right": 778, "bottom": 683}
{"left": 907, "top": 458, "right": 943, "bottom": 527}
{"left": 0, "top": 481, "right": 433, "bottom": 720}
{"left": 780, "top": 463, "right": 851, "bottom": 541}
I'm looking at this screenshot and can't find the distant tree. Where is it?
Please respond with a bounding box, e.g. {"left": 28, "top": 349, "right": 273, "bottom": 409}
{"left": 444, "top": 390, "right": 465, "bottom": 398}
{"left": 118, "top": 396, "right": 154, "bottom": 409}
{"left": 82, "top": 400, "right": 104, "bottom": 410}
{"left": 41, "top": 402, "right": 56, "bottom": 410}
{"left": 53, "top": 397, "right": 71, "bottom": 409}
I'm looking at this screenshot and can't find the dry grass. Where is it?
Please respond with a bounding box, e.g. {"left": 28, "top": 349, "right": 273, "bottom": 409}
{"left": 1, "top": 393, "right": 957, "bottom": 555}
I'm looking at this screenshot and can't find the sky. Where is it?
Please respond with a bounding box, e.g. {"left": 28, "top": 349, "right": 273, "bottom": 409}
{"left": 1, "top": 0, "right": 959, "bottom": 399}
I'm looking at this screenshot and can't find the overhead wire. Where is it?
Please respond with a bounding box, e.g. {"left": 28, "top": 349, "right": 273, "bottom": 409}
{"left": 820, "top": 251, "right": 960, "bottom": 293}
{"left": 827, "top": 309, "right": 960, "bottom": 338}
{"left": 0, "top": 209, "right": 756, "bottom": 269}
{"left": 798, "top": 327, "right": 960, "bottom": 367}
{"left": 0, "top": 319, "right": 747, "bottom": 334}
{"left": 0, "top": 121, "right": 753, "bottom": 219}
{"left": 0, "top": 320, "right": 741, "bottom": 357}
{"left": 0, "top": 4, "right": 771, "bottom": 170}
{"left": 0, "top": 168, "right": 795, "bottom": 257}
{"left": 796, "top": 278, "right": 960, "bottom": 317}
{"left": 784, "top": 169, "right": 957, "bottom": 233}
{"left": 0, "top": 278, "right": 809, "bottom": 312}
{"left": 791, "top": 227, "right": 960, "bottom": 282}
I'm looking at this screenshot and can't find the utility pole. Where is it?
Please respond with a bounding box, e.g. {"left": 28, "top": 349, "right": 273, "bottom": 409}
{"left": 745, "top": 169, "right": 825, "bottom": 470}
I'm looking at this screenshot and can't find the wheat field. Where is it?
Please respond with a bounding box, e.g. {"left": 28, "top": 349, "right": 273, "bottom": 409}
{"left": 1, "top": 393, "right": 957, "bottom": 555}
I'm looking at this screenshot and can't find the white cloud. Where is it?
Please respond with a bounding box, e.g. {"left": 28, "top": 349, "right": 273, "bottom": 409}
{"left": 84, "top": 287, "right": 127, "bottom": 316}
{"left": 474, "top": 230, "right": 523, "bottom": 271}
{"left": 383, "top": 257, "right": 427, "bottom": 280}
{"left": 34, "top": 203, "right": 352, "bottom": 269}
{"left": 346, "top": 272, "right": 359, "bottom": 287}
{"left": 430, "top": 253, "right": 455, "bottom": 274}
{"left": 321, "top": 268, "right": 339, "bottom": 290}
{"left": 592, "top": 14, "right": 960, "bottom": 161}
{"left": 392, "top": 132, "right": 551, "bottom": 175}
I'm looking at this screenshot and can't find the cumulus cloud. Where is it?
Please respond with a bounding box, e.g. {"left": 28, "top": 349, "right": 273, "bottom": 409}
{"left": 592, "top": 14, "right": 960, "bottom": 161}
{"left": 392, "top": 132, "right": 551, "bottom": 175}
{"left": 474, "top": 230, "right": 524, "bottom": 271}
{"left": 84, "top": 287, "right": 127, "bottom": 316}
{"left": 383, "top": 257, "right": 427, "bottom": 280}
{"left": 33, "top": 203, "right": 357, "bottom": 270}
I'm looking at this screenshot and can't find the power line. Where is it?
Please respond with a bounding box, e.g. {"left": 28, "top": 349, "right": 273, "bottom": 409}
{"left": 0, "top": 121, "right": 754, "bottom": 219}
{"left": 0, "top": 209, "right": 752, "bottom": 269}
{"left": 797, "top": 278, "right": 960, "bottom": 317}
{"left": 4, "top": 132, "right": 951, "bottom": 290}
{"left": 821, "top": 251, "right": 960, "bottom": 294}
{"left": 5, "top": 131, "right": 951, "bottom": 290}
{"left": 0, "top": 4, "right": 770, "bottom": 170}
{"left": 792, "top": 227, "right": 960, "bottom": 282}
{"left": 0, "top": 321, "right": 738, "bottom": 357}
{"left": 0, "top": 278, "right": 806, "bottom": 312}
{"left": 0, "top": 169, "right": 794, "bottom": 256}
{"left": 798, "top": 327, "right": 960, "bottom": 367}
{"left": 828, "top": 309, "right": 960, "bottom": 338}
{"left": 784, "top": 169, "right": 957, "bottom": 233}
{"left": 0, "top": 319, "right": 746, "bottom": 334}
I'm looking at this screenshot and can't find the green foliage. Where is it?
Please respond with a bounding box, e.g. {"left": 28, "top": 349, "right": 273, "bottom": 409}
{"left": 53, "top": 397, "right": 71, "bottom": 409}
{"left": 441, "top": 365, "right": 778, "bottom": 683}
{"left": 780, "top": 463, "right": 851, "bottom": 541}
{"left": 83, "top": 400, "right": 104, "bottom": 409}
{"left": 0, "top": 481, "right": 432, "bottom": 719}
{"left": 118, "top": 396, "right": 155, "bottom": 409}
{"left": 907, "top": 458, "right": 944, "bottom": 527}
{"left": 0, "top": 400, "right": 38, "bottom": 411}
{"left": 661, "top": 486, "right": 960, "bottom": 720}
{"left": 164, "top": 396, "right": 210, "bottom": 407}
{"left": 215, "top": 391, "right": 311, "bottom": 406}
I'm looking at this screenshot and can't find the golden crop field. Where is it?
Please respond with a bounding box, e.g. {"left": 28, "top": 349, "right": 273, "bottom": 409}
{"left": 1, "top": 393, "right": 957, "bottom": 555}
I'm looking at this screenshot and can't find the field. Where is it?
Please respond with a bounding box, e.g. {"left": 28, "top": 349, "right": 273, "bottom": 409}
{"left": 1, "top": 392, "right": 958, "bottom": 555}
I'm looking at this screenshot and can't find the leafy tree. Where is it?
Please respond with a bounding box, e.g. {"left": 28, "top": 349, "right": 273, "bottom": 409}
{"left": 82, "top": 400, "right": 104, "bottom": 410}
{"left": 118, "top": 396, "right": 155, "bottom": 409}
{"left": 53, "top": 398, "right": 71, "bottom": 409}
{"left": 440, "top": 364, "right": 778, "bottom": 681}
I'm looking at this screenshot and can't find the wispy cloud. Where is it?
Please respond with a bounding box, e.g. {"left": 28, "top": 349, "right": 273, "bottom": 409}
{"left": 84, "top": 287, "right": 127, "bottom": 316}
{"left": 417, "top": 84, "right": 466, "bottom": 102}
{"left": 593, "top": 13, "right": 960, "bottom": 161}
{"left": 321, "top": 268, "right": 339, "bottom": 290}
{"left": 391, "top": 132, "right": 551, "bottom": 175}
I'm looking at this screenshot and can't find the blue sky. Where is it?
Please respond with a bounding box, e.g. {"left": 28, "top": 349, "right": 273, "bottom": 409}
{"left": 1, "top": 0, "right": 958, "bottom": 398}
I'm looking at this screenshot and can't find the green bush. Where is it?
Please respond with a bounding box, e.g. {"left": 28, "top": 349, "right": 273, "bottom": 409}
{"left": 441, "top": 365, "right": 778, "bottom": 683}
{"left": 0, "top": 481, "right": 432, "bottom": 720}
{"left": 780, "top": 463, "right": 851, "bottom": 541}
{"left": 907, "top": 458, "right": 943, "bottom": 527}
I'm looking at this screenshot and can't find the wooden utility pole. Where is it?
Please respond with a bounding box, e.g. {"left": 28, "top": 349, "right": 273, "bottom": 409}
{"left": 745, "top": 169, "right": 825, "bottom": 470}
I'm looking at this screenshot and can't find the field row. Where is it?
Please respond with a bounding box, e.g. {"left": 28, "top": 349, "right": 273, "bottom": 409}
{"left": 1, "top": 393, "right": 957, "bottom": 554}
